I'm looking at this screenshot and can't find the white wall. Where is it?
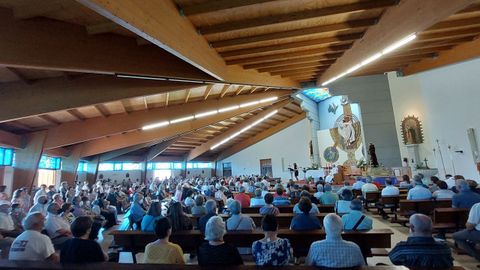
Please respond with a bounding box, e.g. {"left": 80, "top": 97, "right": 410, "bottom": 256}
{"left": 218, "top": 119, "right": 311, "bottom": 179}
{"left": 388, "top": 58, "right": 480, "bottom": 180}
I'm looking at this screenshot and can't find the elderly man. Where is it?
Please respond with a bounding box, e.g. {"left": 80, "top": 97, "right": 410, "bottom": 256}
{"left": 305, "top": 213, "right": 364, "bottom": 268}
{"left": 452, "top": 179, "right": 480, "bottom": 208}
{"left": 389, "top": 214, "right": 453, "bottom": 268}
{"left": 382, "top": 178, "right": 400, "bottom": 196}
{"left": 352, "top": 177, "right": 365, "bottom": 190}
{"left": 313, "top": 184, "right": 324, "bottom": 200}
{"left": 45, "top": 203, "right": 72, "bottom": 248}
{"left": 361, "top": 176, "right": 378, "bottom": 198}
{"left": 226, "top": 200, "right": 255, "bottom": 231}
{"left": 407, "top": 175, "right": 432, "bottom": 200}
{"left": 341, "top": 199, "right": 372, "bottom": 231}
{"left": 9, "top": 212, "right": 59, "bottom": 262}
{"left": 452, "top": 202, "right": 480, "bottom": 260}
{"left": 198, "top": 200, "right": 217, "bottom": 234}
{"left": 29, "top": 195, "right": 48, "bottom": 216}
{"left": 33, "top": 184, "right": 47, "bottom": 205}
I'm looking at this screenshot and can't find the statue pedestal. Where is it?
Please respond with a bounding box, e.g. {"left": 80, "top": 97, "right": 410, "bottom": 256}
{"left": 406, "top": 144, "right": 421, "bottom": 167}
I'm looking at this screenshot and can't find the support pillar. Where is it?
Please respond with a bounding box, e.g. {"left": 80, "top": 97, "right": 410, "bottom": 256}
{"left": 12, "top": 131, "right": 47, "bottom": 191}
{"left": 85, "top": 156, "right": 100, "bottom": 184}
{"left": 60, "top": 145, "right": 83, "bottom": 186}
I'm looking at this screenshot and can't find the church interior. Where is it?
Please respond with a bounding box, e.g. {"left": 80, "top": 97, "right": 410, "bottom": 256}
{"left": 1, "top": 0, "right": 480, "bottom": 269}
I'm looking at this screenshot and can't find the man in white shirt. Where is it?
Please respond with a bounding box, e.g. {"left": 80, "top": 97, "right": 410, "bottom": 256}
{"left": 29, "top": 195, "right": 49, "bottom": 216}
{"left": 452, "top": 202, "right": 480, "bottom": 260}
{"left": 0, "top": 202, "right": 14, "bottom": 231}
{"left": 9, "top": 212, "right": 59, "bottom": 262}
{"left": 361, "top": 176, "right": 378, "bottom": 198}
{"left": 445, "top": 175, "right": 456, "bottom": 190}
{"left": 33, "top": 184, "right": 47, "bottom": 205}
{"left": 381, "top": 179, "right": 400, "bottom": 196}
{"left": 45, "top": 203, "right": 72, "bottom": 248}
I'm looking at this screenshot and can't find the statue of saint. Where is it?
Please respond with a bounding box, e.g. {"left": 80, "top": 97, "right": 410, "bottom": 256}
{"left": 368, "top": 143, "right": 379, "bottom": 167}
{"left": 339, "top": 115, "right": 356, "bottom": 146}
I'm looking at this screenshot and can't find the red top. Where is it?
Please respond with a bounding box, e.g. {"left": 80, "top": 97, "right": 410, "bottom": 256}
{"left": 234, "top": 193, "right": 251, "bottom": 208}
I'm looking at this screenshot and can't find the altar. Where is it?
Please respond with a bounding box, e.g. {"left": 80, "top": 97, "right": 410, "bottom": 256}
{"left": 305, "top": 169, "right": 325, "bottom": 180}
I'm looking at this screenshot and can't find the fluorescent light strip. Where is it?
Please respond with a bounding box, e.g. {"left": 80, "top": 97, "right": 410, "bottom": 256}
{"left": 170, "top": 115, "right": 194, "bottom": 124}
{"left": 141, "top": 97, "right": 279, "bottom": 130}
{"left": 195, "top": 110, "right": 218, "bottom": 118}
{"left": 321, "top": 33, "right": 416, "bottom": 86}
{"left": 142, "top": 121, "right": 169, "bottom": 130}
{"left": 210, "top": 110, "right": 278, "bottom": 150}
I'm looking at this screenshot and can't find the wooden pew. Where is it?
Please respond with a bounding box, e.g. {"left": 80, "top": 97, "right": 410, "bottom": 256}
{"left": 188, "top": 213, "right": 327, "bottom": 229}
{"left": 0, "top": 260, "right": 466, "bottom": 270}
{"left": 111, "top": 228, "right": 393, "bottom": 258}
{"left": 396, "top": 199, "right": 452, "bottom": 225}
{"left": 241, "top": 204, "right": 334, "bottom": 214}
{"left": 433, "top": 208, "right": 470, "bottom": 231}
{"left": 375, "top": 196, "right": 400, "bottom": 221}
{"left": 364, "top": 191, "right": 381, "bottom": 211}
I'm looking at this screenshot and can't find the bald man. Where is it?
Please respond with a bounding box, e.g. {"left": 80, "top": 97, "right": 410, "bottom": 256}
{"left": 305, "top": 213, "right": 364, "bottom": 268}
{"left": 389, "top": 214, "right": 453, "bottom": 268}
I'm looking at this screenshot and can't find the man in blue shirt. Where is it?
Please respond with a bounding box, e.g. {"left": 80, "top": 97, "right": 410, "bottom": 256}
{"left": 290, "top": 197, "right": 321, "bottom": 231}
{"left": 389, "top": 214, "right": 453, "bottom": 268}
{"left": 407, "top": 176, "right": 432, "bottom": 200}
{"left": 342, "top": 199, "right": 372, "bottom": 231}
{"left": 198, "top": 200, "right": 217, "bottom": 233}
{"left": 452, "top": 180, "right": 480, "bottom": 208}
{"left": 319, "top": 184, "right": 338, "bottom": 205}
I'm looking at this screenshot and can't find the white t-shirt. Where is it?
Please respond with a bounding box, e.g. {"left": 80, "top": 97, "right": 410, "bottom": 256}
{"left": 445, "top": 178, "right": 456, "bottom": 189}
{"left": 0, "top": 212, "right": 14, "bottom": 231}
{"left": 468, "top": 202, "right": 480, "bottom": 231}
{"left": 45, "top": 213, "right": 71, "bottom": 238}
{"left": 9, "top": 230, "right": 55, "bottom": 261}
{"left": 432, "top": 189, "right": 455, "bottom": 199}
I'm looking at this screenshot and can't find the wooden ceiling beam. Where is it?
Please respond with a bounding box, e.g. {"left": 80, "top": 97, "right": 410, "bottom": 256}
{"left": 184, "top": 89, "right": 192, "bottom": 103}
{"left": 318, "top": 0, "right": 475, "bottom": 85}
{"left": 403, "top": 36, "right": 480, "bottom": 75}
{"left": 0, "top": 8, "right": 212, "bottom": 81}
{"left": 146, "top": 138, "right": 178, "bottom": 161}
{"left": 94, "top": 104, "right": 110, "bottom": 118}
{"left": 0, "top": 75, "right": 197, "bottom": 123}
{"left": 66, "top": 109, "right": 86, "bottom": 121}
{"left": 44, "top": 91, "right": 290, "bottom": 150}
{"left": 271, "top": 68, "right": 325, "bottom": 77}
{"left": 258, "top": 61, "right": 335, "bottom": 74}
{"left": 5, "top": 67, "right": 32, "bottom": 84}
{"left": 417, "top": 26, "right": 480, "bottom": 41}
{"left": 78, "top": 92, "right": 290, "bottom": 157}
{"left": 77, "top": 0, "right": 298, "bottom": 88}
{"left": 219, "top": 85, "right": 231, "bottom": 98}
{"left": 198, "top": 0, "right": 396, "bottom": 35}
{"left": 11, "top": 0, "right": 65, "bottom": 19}
{"left": 203, "top": 85, "right": 214, "bottom": 100}
{"left": 211, "top": 19, "right": 376, "bottom": 48}
{"left": 243, "top": 54, "right": 343, "bottom": 70}
{"left": 234, "top": 86, "right": 245, "bottom": 95}
{"left": 217, "top": 113, "right": 305, "bottom": 160}
{"left": 187, "top": 99, "right": 292, "bottom": 161}
{"left": 220, "top": 33, "right": 364, "bottom": 58}
{"left": 38, "top": 115, "right": 61, "bottom": 126}
{"left": 99, "top": 141, "right": 159, "bottom": 162}
{"left": 0, "top": 130, "right": 22, "bottom": 149}
{"left": 180, "top": 0, "right": 276, "bottom": 16}
{"left": 227, "top": 44, "right": 351, "bottom": 65}
{"left": 426, "top": 16, "right": 480, "bottom": 32}
{"left": 85, "top": 21, "right": 119, "bottom": 35}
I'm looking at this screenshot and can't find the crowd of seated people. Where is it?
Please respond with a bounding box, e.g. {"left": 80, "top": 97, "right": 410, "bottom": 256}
{"left": 0, "top": 172, "right": 479, "bottom": 268}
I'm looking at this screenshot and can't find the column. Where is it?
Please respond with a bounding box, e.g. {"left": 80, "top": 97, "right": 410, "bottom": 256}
{"left": 12, "top": 131, "right": 47, "bottom": 191}
{"left": 86, "top": 156, "right": 100, "bottom": 184}
{"left": 60, "top": 145, "right": 83, "bottom": 186}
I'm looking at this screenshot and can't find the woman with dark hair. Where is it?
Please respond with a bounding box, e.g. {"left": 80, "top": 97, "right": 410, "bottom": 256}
{"left": 141, "top": 201, "right": 163, "bottom": 232}
{"left": 433, "top": 181, "right": 455, "bottom": 199}
{"left": 141, "top": 217, "right": 185, "bottom": 264}
{"left": 252, "top": 215, "right": 292, "bottom": 266}
{"left": 399, "top": 175, "right": 412, "bottom": 189}
{"left": 335, "top": 189, "right": 353, "bottom": 215}
{"left": 290, "top": 197, "right": 321, "bottom": 231}
{"left": 167, "top": 201, "right": 192, "bottom": 232}
{"left": 60, "top": 216, "right": 107, "bottom": 263}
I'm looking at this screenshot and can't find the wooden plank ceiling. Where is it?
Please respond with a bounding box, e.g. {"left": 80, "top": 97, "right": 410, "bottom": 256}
{"left": 0, "top": 0, "right": 480, "bottom": 162}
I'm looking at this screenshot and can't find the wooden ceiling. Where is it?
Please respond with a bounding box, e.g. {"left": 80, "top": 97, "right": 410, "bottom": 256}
{"left": 0, "top": 0, "right": 480, "bottom": 162}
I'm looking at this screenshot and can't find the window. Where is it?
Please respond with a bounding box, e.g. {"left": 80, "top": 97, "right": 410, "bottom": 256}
{"left": 187, "top": 162, "right": 212, "bottom": 169}
{"left": 122, "top": 163, "right": 142, "bottom": 170}
{"left": 99, "top": 163, "right": 114, "bottom": 171}
{"left": 114, "top": 163, "right": 123, "bottom": 171}
{"left": 37, "top": 169, "right": 57, "bottom": 187}
{"left": 77, "top": 161, "right": 88, "bottom": 172}
{"left": 38, "top": 155, "right": 61, "bottom": 170}
{"left": 0, "top": 148, "right": 13, "bottom": 166}
{"left": 173, "top": 163, "right": 183, "bottom": 169}
{"left": 223, "top": 162, "right": 232, "bottom": 177}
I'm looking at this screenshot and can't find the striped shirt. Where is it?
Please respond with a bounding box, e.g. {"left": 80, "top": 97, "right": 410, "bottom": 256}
{"left": 389, "top": 237, "right": 453, "bottom": 268}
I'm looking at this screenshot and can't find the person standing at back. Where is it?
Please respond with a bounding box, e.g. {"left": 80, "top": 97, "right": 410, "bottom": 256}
{"left": 60, "top": 216, "right": 107, "bottom": 263}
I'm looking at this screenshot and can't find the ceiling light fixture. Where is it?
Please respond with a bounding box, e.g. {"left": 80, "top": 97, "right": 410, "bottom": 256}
{"left": 210, "top": 110, "right": 278, "bottom": 150}
{"left": 321, "top": 33, "right": 416, "bottom": 86}
{"left": 141, "top": 97, "right": 280, "bottom": 131}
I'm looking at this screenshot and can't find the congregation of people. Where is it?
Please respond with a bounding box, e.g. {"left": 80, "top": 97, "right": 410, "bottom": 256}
{"left": 0, "top": 172, "right": 479, "bottom": 268}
